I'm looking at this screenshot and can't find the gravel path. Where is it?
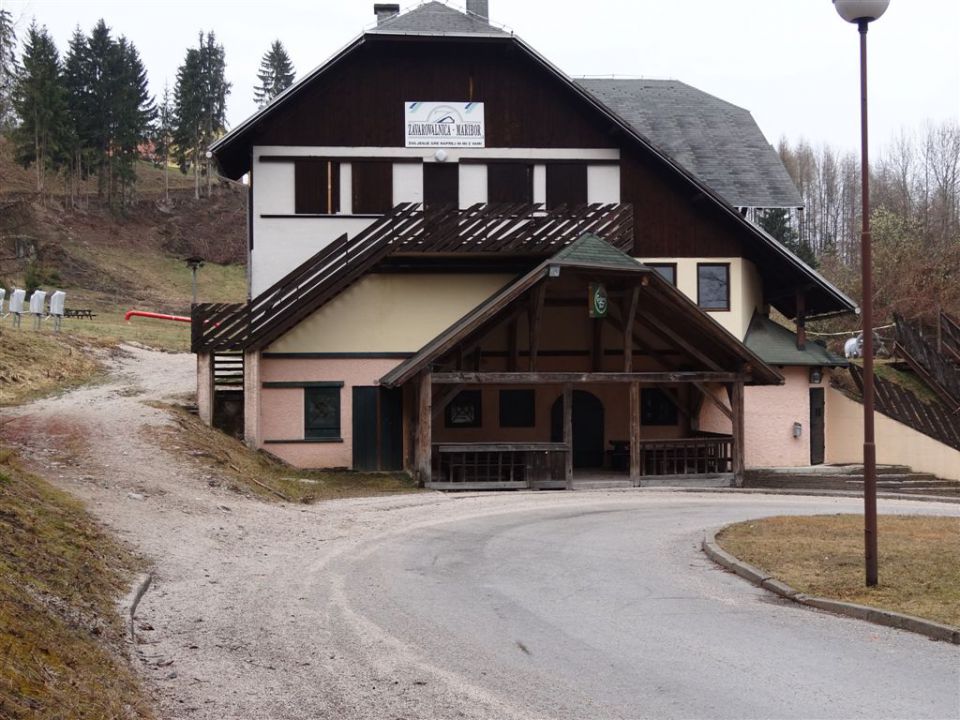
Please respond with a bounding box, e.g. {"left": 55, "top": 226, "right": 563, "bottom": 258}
{"left": 2, "top": 346, "right": 957, "bottom": 719}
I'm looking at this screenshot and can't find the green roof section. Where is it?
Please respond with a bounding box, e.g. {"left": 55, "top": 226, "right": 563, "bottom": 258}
{"left": 744, "top": 313, "right": 847, "bottom": 367}
{"left": 551, "top": 233, "right": 644, "bottom": 270}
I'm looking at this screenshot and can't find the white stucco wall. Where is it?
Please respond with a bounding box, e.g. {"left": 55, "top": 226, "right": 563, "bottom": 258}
{"left": 825, "top": 387, "right": 960, "bottom": 480}
{"left": 460, "top": 164, "right": 487, "bottom": 206}
{"left": 587, "top": 165, "right": 620, "bottom": 203}
{"left": 635, "top": 257, "right": 764, "bottom": 340}
{"left": 393, "top": 163, "right": 423, "bottom": 204}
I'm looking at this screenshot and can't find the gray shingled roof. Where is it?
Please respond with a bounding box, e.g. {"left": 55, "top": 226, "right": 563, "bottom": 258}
{"left": 744, "top": 313, "right": 847, "bottom": 367}
{"left": 577, "top": 79, "right": 802, "bottom": 209}
{"left": 369, "top": 1, "right": 509, "bottom": 36}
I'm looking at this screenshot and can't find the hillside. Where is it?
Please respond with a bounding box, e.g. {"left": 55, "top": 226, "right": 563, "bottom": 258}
{"left": 0, "top": 141, "right": 247, "bottom": 352}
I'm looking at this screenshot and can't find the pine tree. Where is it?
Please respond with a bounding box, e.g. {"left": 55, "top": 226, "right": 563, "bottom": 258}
{"left": 253, "top": 40, "right": 294, "bottom": 109}
{"left": 62, "top": 26, "right": 92, "bottom": 203}
{"left": 0, "top": 8, "right": 18, "bottom": 131}
{"left": 111, "top": 35, "right": 154, "bottom": 207}
{"left": 152, "top": 82, "right": 174, "bottom": 201}
{"left": 757, "top": 208, "right": 818, "bottom": 268}
{"left": 12, "top": 22, "right": 68, "bottom": 197}
{"left": 173, "top": 31, "right": 230, "bottom": 199}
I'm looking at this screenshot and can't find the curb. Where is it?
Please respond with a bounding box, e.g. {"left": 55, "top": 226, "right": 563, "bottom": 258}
{"left": 684, "top": 488, "right": 960, "bottom": 504}
{"left": 702, "top": 527, "right": 960, "bottom": 645}
{"left": 120, "top": 572, "right": 153, "bottom": 643}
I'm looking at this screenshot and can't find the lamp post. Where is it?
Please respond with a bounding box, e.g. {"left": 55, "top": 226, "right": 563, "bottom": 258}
{"left": 185, "top": 256, "right": 205, "bottom": 305}
{"left": 833, "top": 0, "right": 889, "bottom": 587}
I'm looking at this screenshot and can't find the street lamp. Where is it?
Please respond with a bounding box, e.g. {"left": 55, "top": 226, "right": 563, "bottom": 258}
{"left": 833, "top": 0, "right": 889, "bottom": 587}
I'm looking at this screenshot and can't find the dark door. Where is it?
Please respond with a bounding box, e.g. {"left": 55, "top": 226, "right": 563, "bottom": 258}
{"left": 353, "top": 387, "right": 378, "bottom": 471}
{"left": 353, "top": 386, "right": 404, "bottom": 471}
{"left": 809, "top": 387, "right": 825, "bottom": 465}
{"left": 551, "top": 390, "right": 605, "bottom": 468}
{"left": 379, "top": 387, "right": 404, "bottom": 471}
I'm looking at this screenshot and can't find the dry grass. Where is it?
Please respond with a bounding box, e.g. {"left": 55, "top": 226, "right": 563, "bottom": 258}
{"left": 0, "top": 449, "right": 153, "bottom": 719}
{"left": 154, "top": 403, "right": 424, "bottom": 504}
{"left": 0, "top": 329, "right": 108, "bottom": 406}
{"left": 718, "top": 514, "right": 960, "bottom": 627}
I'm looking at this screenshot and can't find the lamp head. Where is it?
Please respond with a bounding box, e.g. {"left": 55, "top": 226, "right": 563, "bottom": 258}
{"left": 833, "top": 0, "right": 890, "bottom": 23}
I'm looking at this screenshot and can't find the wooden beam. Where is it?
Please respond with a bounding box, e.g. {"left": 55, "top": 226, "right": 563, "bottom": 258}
{"left": 635, "top": 314, "right": 724, "bottom": 372}
{"left": 416, "top": 370, "right": 432, "bottom": 486}
{"left": 432, "top": 383, "right": 464, "bottom": 420}
{"left": 432, "top": 371, "right": 742, "bottom": 384}
{"left": 622, "top": 287, "right": 640, "bottom": 372}
{"left": 528, "top": 283, "right": 547, "bottom": 372}
{"left": 731, "top": 380, "right": 745, "bottom": 487}
{"left": 693, "top": 381, "right": 733, "bottom": 422}
{"left": 629, "top": 381, "right": 640, "bottom": 486}
{"left": 563, "top": 383, "right": 573, "bottom": 489}
{"left": 507, "top": 318, "right": 519, "bottom": 372}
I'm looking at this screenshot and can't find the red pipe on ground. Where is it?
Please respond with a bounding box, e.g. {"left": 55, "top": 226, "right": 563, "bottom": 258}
{"left": 124, "top": 310, "right": 192, "bottom": 324}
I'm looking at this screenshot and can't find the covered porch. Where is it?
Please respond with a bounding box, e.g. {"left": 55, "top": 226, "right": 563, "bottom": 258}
{"left": 379, "top": 234, "right": 780, "bottom": 490}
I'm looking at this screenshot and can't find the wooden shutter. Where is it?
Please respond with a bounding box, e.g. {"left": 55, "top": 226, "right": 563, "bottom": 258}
{"left": 488, "top": 163, "right": 533, "bottom": 204}
{"left": 423, "top": 163, "right": 460, "bottom": 209}
{"left": 295, "top": 159, "right": 339, "bottom": 214}
{"left": 352, "top": 161, "right": 393, "bottom": 214}
{"left": 546, "top": 163, "right": 588, "bottom": 210}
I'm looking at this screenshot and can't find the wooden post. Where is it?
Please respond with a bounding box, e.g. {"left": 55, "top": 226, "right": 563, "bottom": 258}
{"left": 796, "top": 291, "right": 807, "bottom": 350}
{"left": 416, "top": 370, "right": 432, "bottom": 486}
{"left": 528, "top": 284, "right": 546, "bottom": 372}
{"left": 629, "top": 381, "right": 641, "bottom": 486}
{"left": 623, "top": 287, "right": 639, "bottom": 372}
{"left": 563, "top": 383, "right": 573, "bottom": 489}
{"left": 731, "top": 379, "right": 745, "bottom": 487}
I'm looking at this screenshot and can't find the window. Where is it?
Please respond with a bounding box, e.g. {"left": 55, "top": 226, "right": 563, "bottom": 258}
{"left": 648, "top": 263, "right": 677, "bottom": 286}
{"left": 499, "top": 389, "right": 535, "bottom": 428}
{"left": 304, "top": 386, "right": 341, "bottom": 439}
{"left": 445, "top": 390, "right": 482, "bottom": 428}
{"left": 697, "top": 263, "right": 730, "bottom": 310}
{"left": 488, "top": 163, "right": 533, "bottom": 204}
{"left": 352, "top": 161, "right": 393, "bottom": 214}
{"left": 423, "top": 163, "right": 459, "bottom": 209}
{"left": 295, "top": 159, "right": 339, "bottom": 214}
{"left": 641, "top": 388, "right": 678, "bottom": 426}
{"left": 546, "top": 163, "right": 588, "bottom": 210}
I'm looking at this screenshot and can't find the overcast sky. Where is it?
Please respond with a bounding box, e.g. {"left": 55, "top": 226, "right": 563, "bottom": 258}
{"left": 3, "top": 0, "right": 958, "bottom": 155}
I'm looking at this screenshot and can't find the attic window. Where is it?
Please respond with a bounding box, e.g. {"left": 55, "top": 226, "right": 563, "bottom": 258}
{"left": 295, "top": 159, "right": 340, "bottom": 215}
{"left": 697, "top": 263, "right": 730, "bottom": 311}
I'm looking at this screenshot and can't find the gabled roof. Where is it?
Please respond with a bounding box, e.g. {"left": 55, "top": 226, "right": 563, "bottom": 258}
{"left": 552, "top": 232, "right": 641, "bottom": 269}
{"left": 744, "top": 313, "right": 847, "bottom": 367}
{"left": 380, "top": 233, "right": 783, "bottom": 388}
{"left": 370, "top": 1, "right": 509, "bottom": 36}
{"left": 209, "top": 3, "right": 855, "bottom": 321}
{"left": 577, "top": 79, "right": 802, "bottom": 209}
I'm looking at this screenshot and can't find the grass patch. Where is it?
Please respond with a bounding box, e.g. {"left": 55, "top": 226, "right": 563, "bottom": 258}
{"left": 0, "top": 330, "right": 107, "bottom": 407}
{"left": 0, "top": 449, "right": 152, "bottom": 719}
{"left": 718, "top": 514, "right": 960, "bottom": 627}
{"left": 154, "top": 403, "right": 424, "bottom": 503}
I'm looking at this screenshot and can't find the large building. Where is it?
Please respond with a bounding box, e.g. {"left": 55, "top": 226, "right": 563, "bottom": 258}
{"left": 194, "top": 1, "right": 857, "bottom": 489}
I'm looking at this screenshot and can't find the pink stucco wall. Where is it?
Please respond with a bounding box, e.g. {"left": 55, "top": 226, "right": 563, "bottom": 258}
{"left": 257, "top": 357, "right": 403, "bottom": 468}
{"left": 743, "top": 366, "right": 816, "bottom": 467}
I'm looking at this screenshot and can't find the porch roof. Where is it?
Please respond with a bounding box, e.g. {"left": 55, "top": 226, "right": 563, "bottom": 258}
{"left": 379, "top": 234, "right": 783, "bottom": 388}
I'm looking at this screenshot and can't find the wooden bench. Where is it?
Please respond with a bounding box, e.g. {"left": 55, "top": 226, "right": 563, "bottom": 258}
{"left": 433, "top": 442, "right": 569, "bottom": 490}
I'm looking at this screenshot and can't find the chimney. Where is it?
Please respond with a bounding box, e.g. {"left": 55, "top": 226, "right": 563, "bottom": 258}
{"left": 374, "top": 3, "right": 400, "bottom": 24}
{"left": 466, "top": 0, "right": 489, "bottom": 21}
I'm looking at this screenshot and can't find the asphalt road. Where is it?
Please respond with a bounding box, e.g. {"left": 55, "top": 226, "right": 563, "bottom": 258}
{"left": 333, "top": 494, "right": 960, "bottom": 720}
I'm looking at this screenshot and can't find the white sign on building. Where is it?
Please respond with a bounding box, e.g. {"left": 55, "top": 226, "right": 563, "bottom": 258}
{"left": 405, "top": 101, "right": 485, "bottom": 148}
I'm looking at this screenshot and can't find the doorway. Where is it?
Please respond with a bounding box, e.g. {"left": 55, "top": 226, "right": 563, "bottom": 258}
{"left": 550, "top": 390, "right": 605, "bottom": 468}
{"left": 809, "top": 387, "right": 825, "bottom": 465}
{"left": 352, "top": 386, "right": 404, "bottom": 471}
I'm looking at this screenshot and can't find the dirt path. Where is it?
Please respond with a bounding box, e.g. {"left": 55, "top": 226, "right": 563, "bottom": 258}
{"left": 0, "top": 346, "right": 553, "bottom": 718}
{"left": 3, "top": 347, "right": 957, "bottom": 720}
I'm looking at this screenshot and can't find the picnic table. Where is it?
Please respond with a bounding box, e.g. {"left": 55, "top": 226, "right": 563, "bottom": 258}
{"left": 63, "top": 308, "right": 97, "bottom": 319}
